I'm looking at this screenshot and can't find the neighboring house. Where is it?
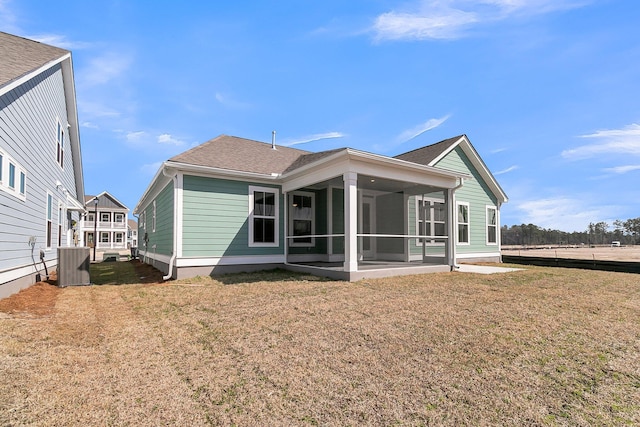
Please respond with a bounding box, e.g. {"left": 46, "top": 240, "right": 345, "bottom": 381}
{"left": 79, "top": 192, "right": 129, "bottom": 251}
{"left": 127, "top": 219, "right": 138, "bottom": 248}
{"left": 0, "top": 32, "right": 85, "bottom": 298}
{"left": 134, "top": 134, "right": 507, "bottom": 281}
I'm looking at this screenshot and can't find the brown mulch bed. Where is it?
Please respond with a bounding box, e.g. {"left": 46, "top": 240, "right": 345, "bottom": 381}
{"left": 0, "top": 272, "right": 60, "bottom": 316}
{"left": 0, "top": 261, "right": 164, "bottom": 317}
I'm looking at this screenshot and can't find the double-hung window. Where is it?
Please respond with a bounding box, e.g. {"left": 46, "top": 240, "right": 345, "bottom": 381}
{"left": 58, "top": 205, "right": 63, "bottom": 246}
{"left": 457, "top": 202, "right": 470, "bottom": 244}
{"left": 56, "top": 120, "right": 64, "bottom": 168}
{"left": 8, "top": 162, "right": 15, "bottom": 189}
{"left": 486, "top": 206, "right": 498, "bottom": 245}
{"left": 46, "top": 194, "right": 53, "bottom": 248}
{"left": 416, "top": 197, "right": 446, "bottom": 245}
{"left": 289, "top": 192, "right": 315, "bottom": 247}
{"left": 249, "top": 186, "right": 279, "bottom": 247}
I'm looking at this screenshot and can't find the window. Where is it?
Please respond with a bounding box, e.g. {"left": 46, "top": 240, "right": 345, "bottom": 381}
{"left": 56, "top": 120, "right": 64, "bottom": 168}
{"left": 249, "top": 186, "right": 279, "bottom": 247}
{"left": 289, "top": 192, "right": 315, "bottom": 246}
{"left": 115, "top": 233, "right": 124, "bottom": 243}
{"left": 100, "top": 212, "right": 111, "bottom": 222}
{"left": 19, "top": 172, "right": 25, "bottom": 195}
{"left": 8, "top": 162, "right": 15, "bottom": 189}
{"left": 100, "top": 232, "right": 110, "bottom": 243}
{"left": 115, "top": 213, "right": 125, "bottom": 223}
{"left": 58, "top": 205, "right": 63, "bottom": 246}
{"left": 457, "top": 202, "right": 470, "bottom": 244}
{"left": 416, "top": 197, "right": 446, "bottom": 245}
{"left": 486, "top": 206, "right": 498, "bottom": 245}
{"left": 87, "top": 213, "right": 95, "bottom": 222}
{"left": 152, "top": 201, "right": 156, "bottom": 232}
{"left": 46, "top": 194, "right": 53, "bottom": 248}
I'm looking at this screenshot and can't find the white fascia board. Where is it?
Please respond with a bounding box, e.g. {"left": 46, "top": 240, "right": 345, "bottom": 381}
{"left": 281, "top": 150, "right": 468, "bottom": 193}
{"left": 133, "top": 162, "right": 172, "bottom": 214}
{"left": 166, "top": 161, "right": 281, "bottom": 181}
{"left": 433, "top": 136, "right": 508, "bottom": 204}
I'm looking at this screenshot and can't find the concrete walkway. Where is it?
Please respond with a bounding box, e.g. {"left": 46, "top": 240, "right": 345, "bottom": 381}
{"left": 456, "top": 264, "right": 522, "bottom": 274}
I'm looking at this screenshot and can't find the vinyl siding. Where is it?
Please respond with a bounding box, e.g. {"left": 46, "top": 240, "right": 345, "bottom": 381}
{"left": 434, "top": 147, "right": 498, "bottom": 254}
{"left": 182, "top": 175, "right": 284, "bottom": 257}
{"left": 0, "top": 64, "right": 81, "bottom": 278}
{"left": 146, "top": 182, "right": 174, "bottom": 256}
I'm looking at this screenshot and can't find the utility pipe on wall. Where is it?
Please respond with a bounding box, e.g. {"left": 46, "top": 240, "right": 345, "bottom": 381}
{"left": 162, "top": 167, "right": 178, "bottom": 280}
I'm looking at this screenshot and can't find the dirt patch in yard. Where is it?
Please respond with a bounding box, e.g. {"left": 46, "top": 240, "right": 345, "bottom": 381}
{"left": 0, "top": 274, "right": 59, "bottom": 317}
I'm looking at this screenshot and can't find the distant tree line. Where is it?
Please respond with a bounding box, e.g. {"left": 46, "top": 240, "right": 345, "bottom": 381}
{"left": 501, "top": 217, "right": 640, "bottom": 246}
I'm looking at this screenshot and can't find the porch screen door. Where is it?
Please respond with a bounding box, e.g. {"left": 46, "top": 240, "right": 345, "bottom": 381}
{"left": 360, "top": 196, "right": 375, "bottom": 259}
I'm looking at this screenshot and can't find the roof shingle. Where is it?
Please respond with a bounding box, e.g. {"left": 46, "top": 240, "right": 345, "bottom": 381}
{"left": 169, "top": 135, "right": 314, "bottom": 175}
{"left": 0, "top": 32, "right": 69, "bottom": 89}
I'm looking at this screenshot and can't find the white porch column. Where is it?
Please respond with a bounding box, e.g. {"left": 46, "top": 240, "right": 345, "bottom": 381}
{"left": 343, "top": 171, "right": 358, "bottom": 272}
{"left": 446, "top": 189, "right": 454, "bottom": 267}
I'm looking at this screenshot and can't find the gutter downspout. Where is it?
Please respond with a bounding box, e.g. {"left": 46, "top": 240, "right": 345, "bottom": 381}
{"left": 449, "top": 178, "right": 465, "bottom": 271}
{"left": 162, "top": 167, "right": 178, "bottom": 280}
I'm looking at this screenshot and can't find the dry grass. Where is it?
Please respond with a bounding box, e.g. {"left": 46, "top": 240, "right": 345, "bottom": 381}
{"left": 1, "top": 262, "right": 639, "bottom": 426}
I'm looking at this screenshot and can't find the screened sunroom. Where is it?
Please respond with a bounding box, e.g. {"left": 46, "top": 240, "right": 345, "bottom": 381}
{"left": 280, "top": 148, "right": 470, "bottom": 281}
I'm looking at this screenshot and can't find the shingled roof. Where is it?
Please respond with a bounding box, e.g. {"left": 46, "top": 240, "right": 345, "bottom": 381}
{"left": 0, "top": 32, "right": 69, "bottom": 90}
{"left": 393, "top": 135, "right": 464, "bottom": 166}
{"left": 169, "top": 135, "right": 318, "bottom": 175}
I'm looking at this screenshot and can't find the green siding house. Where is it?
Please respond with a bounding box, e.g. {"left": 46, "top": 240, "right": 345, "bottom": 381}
{"left": 134, "top": 134, "right": 507, "bottom": 281}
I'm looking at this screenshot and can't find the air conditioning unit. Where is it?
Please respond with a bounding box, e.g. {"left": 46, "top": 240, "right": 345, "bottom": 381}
{"left": 57, "top": 247, "right": 91, "bottom": 287}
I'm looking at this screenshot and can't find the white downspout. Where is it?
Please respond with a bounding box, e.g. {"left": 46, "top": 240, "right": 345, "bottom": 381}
{"left": 449, "top": 178, "right": 465, "bottom": 271}
{"left": 162, "top": 167, "right": 178, "bottom": 280}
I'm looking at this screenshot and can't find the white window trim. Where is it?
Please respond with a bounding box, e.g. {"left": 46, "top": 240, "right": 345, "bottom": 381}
{"left": 115, "top": 232, "right": 124, "bottom": 243}
{"left": 56, "top": 118, "right": 65, "bottom": 169}
{"left": 0, "top": 151, "right": 27, "bottom": 201}
{"left": 248, "top": 185, "right": 280, "bottom": 248}
{"left": 415, "top": 196, "right": 446, "bottom": 246}
{"left": 115, "top": 213, "right": 125, "bottom": 223}
{"left": 152, "top": 200, "right": 157, "bottom": 232}
{"left": 45, "top": 192, "right": 53, "bottom": 250}
{"left": 100, "top": 212, "right": 111, "bottom": 222}
{"left": 486, "top": 205, "right": 498, "bottom": 246}
{"left": 456, "top": 201, "right": 470, "bottom": 245}
{"left": 288, "top": 191, "right": 315, "bottom": 248}
{"left": 100, "top": 232, "right": 110, "bottom": 243}
{"left": 58, "top": 202, "right": 64, "bottom": 247}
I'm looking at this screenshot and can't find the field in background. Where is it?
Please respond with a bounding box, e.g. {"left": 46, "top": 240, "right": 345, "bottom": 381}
{"left": 502, "top": 245, "right": 640, "bottom": 262}
{"left": 1, "top": 262, "right": 639, "bottom": 425}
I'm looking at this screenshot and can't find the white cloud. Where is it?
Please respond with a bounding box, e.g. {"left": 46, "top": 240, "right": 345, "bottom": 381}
{"left": 28, "top": 33, "right": 92, "bottom": 50}
{"left": 494, "top": 165, "right": 518, "bottom": 175}
{"left": 140, "top": 161, "right": 163, "bottom": 176}
{"left": 602, "top": 165, "right": 640, "bottom": 174}
{"left": 562, "top": 123, "right": 640, "bottom": 159}
{"left": 396, "top": 115, "right": 450, "bottom": 143}
{"left": 80, "top": 121, "right": 99, "bottom": 129}
{"left": 0, "top": 0, "right": 19, "bottom": 33}
{"left": 157, "top": 134, "right": 185, "bottom": 146}
{"left": 281, "top": 132, "right": 345, "bottom": 147}
{"left": 126, "top": 131, "right": 147, "bottom": 142}
{"left": 373, "top": 9, "right": 477, "bottom": 41}
{"left": 514, "top": 196, "right": 609, "bottom": 232}
{"left": 80, "top": 51, "right": 133, "bottom": 86}
{"left": 215, "top": 92, "right": 251, "bottom": 109}
{"left": 371, "top": 0, "right": 590, "bottom": 41}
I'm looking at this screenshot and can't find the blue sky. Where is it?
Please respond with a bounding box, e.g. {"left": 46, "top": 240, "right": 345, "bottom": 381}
{"left": 2, "top": 0, "right": 639, "bottom": 232}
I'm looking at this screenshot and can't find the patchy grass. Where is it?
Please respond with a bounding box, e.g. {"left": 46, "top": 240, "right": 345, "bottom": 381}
{"left": 1, "top": 265, "right": 639, "bottom": 426}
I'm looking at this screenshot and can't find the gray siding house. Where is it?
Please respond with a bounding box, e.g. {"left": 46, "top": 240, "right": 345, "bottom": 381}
{"left": 134, "top": 134, "right": 507, "bottom": 281}
{"left": 0, "top": 32, "right": 85, "bottom": 298}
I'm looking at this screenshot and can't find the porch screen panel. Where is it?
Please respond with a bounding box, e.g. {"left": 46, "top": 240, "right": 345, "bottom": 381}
{"left": 292, "top": 194, "right": 312, "bottom": 244}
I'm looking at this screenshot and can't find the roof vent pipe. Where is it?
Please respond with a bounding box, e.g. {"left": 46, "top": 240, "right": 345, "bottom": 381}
{"left": 272, "top": 130, "right": 276, "bottom": 150}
